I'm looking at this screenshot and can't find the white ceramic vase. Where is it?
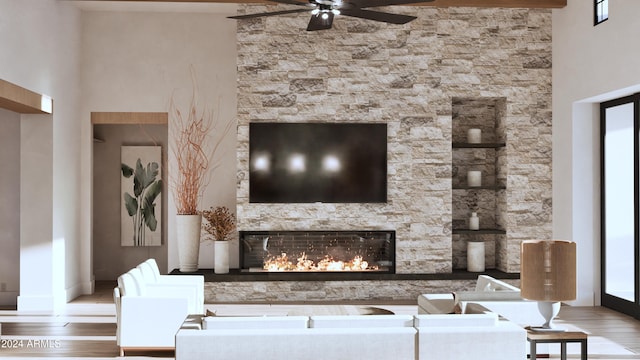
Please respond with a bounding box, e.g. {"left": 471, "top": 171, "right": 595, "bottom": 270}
{"left": 467, "top": 241, "right": 485, "bottom": 272}
{"left": 469, "top": 212, "right": 480, "bottom": 230}
{"left": 468, "top": 171, "right": 482, "bottom": 187}
{"left": 467, "top": 128, "right": 482, "bottom": 143}
{"left": 176, "top": 214, "right": 202, "bottom": 272}
{"left": 214, "top": 240, "right": 230, "bottom": 274}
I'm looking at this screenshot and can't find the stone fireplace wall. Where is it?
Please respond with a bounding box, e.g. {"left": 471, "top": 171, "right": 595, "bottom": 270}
{"left": 235, "top": 6, "right": 552, "bottom": 277}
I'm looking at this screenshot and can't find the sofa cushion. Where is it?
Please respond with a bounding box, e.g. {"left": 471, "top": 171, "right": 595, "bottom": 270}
{"left": 202, "top": 316, "right": 309, "bottom": 330}
{"left": 414, "top": 313, "right": 498, "bottom": 327}
{"left": 310, "top": 315, "right": 414, "bottom": 328}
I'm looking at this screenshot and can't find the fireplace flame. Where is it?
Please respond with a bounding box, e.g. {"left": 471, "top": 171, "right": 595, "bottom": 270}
{"left": 263, "top": 252, "right": 378, "bottom": 272}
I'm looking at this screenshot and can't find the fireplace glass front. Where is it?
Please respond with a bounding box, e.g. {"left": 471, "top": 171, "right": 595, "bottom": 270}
{"left": 240, "top": 230, "right": 395, "bottom": 273}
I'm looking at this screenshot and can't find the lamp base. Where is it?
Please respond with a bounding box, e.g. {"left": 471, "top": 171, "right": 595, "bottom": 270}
{"left": 531, "top": 301, "right": 567, "bottom": 332}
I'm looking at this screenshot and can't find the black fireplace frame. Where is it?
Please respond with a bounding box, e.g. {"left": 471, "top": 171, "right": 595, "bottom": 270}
{"left": 239, "top": 230, "right": 396, "bottom": 274}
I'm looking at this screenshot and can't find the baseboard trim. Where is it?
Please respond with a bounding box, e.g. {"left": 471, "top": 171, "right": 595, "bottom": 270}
{"left": 65, "top": 279, "right": 94, "bottom": 302}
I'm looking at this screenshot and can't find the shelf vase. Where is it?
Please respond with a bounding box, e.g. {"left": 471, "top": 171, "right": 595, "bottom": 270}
{"left": 467, "top": 241, "right": 485, "bottom": 272}
{"left": 467, "top": 128, "right": 482, "bottom": 144}
{"left": 468, "top": 171, "right": 482, "bottom": 187}
{"left": 469, "top": 212, "right": 480, "bottom": 230}
{"left": 214, "top": 240, "right": 230, "bottom": 274}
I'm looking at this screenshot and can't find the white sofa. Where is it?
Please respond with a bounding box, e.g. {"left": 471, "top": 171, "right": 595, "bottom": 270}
{"left": 418, "top": 275, "right": 546, "bottom": 355}
{"left": 415, "top": 311, "right": 525, "bottom": 360}
{"left": 114, "top": 259, "right": 204, "bottom": 356}
{"left": 418, "top": 275, "right": 544, "bottom": 327}
{"left": 175, "top": 310, "right": 525, "bottom": 360}
{"left": 176, "top": 315, "right": 417, "bottom": 360}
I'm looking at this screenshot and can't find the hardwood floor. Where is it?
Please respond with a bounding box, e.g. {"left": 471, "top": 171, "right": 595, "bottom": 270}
{"left": 1, "top": 281, "right": 639, "bottom": 359}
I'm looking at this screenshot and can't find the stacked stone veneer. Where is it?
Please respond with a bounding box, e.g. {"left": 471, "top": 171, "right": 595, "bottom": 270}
{"left": 224, "top": 5, "right": 552, "bottom": 302}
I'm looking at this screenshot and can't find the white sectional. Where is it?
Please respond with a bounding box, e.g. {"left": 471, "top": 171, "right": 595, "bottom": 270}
{"left": 176, "top": 311, "right": 525, "bottom": 360}
{"left": 418, "top": 275, "right": 547, "bottom": 355}
{"left": 414, "top": 312, "right": 525, "bottom": 360}
{"left": 177, "top": 315, "right": 417, "bottom": 360}
{"left": 418, "top": 275, "right": 544, "bottom": 327}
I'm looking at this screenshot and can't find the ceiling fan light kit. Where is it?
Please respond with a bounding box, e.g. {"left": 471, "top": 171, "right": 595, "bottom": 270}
{"left": 228, "top": 0, "right": 434, "bottom": 31}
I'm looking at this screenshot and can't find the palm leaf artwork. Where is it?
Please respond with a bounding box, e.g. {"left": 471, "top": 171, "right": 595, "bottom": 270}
{"left": 121, "top": 146, "right": 162, "bottom": 246}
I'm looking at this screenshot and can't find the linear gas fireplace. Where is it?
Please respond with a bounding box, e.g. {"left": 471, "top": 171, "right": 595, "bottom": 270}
{"left": 240, "top": 230, "right": 395, "bottom": 273}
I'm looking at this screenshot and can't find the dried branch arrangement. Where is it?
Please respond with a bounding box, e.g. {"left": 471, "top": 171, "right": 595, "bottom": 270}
{"left": 169, "top": 71, "right": 234, "bottom": 215}
{"left": 169, "top": 91, "right": 212, "bottom": 215}
{"left": 202, "top": 206, "right": 236, "bottom": 241}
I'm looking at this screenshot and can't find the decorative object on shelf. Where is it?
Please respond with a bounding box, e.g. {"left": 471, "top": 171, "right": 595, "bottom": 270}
{"left": 467, "top": 170, "right": 482, "bottom": 187}
{"left": 521, "top": 240, "right": 576, "bottom": 331}
{"left": 467, "top": 241, "right": 485, "bottom": 272}
{"left": 202, "top": 206, "right": 236, "bottom": 274}
{"left": 469, "top": 212, "right": 479, "bottom": 230}
{"left": 120, "top": 146, "right": 162, "bottom": 247}
{"left": 467, "top": 128, "right": 482, "bottom": 144}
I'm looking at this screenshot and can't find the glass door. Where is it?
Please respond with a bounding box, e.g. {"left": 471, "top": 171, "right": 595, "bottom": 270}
{"left": 601, "top": 95, "right": 640, "bottom": 318}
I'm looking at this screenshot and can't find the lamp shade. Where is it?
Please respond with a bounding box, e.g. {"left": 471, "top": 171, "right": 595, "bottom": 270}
{"left": 520, "top": 240, "right": 576, "bottom": 302}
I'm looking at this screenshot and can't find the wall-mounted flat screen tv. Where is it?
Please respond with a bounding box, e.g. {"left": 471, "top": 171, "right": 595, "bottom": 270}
{"left": 249, "top": 122, "right": 387, "bottom": 203}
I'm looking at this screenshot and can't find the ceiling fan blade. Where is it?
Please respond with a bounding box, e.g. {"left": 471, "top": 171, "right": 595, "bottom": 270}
{"left": 228, "top": 8, "right": 310, "bottom": 19}
{"left": 306, "top": 12, "right": 334, "bottom": 31}
{"left": 348, "top": 0, "right": 434, "bottom": 8}
{"left": 339, "top": 8, "right": 416, "bottom": 24}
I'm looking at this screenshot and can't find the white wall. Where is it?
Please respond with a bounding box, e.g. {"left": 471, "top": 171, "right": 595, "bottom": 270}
{"left": 79, "top": 5, "right": 238, "bottom": 274}
{"left": 0, "top": 0, "right": 82, "bottom": 310}
{"left": 553, "top": 0, "right": 640, "bottom": 305}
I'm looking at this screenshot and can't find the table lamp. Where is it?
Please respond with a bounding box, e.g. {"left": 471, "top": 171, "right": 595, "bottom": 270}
{"left": 520, "top": 240, "right": 576, "bottom": 331}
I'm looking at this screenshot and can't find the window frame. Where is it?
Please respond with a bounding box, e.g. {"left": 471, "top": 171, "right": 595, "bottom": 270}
{"left": 594, "top": 0, "right": 609, "bottom": 26}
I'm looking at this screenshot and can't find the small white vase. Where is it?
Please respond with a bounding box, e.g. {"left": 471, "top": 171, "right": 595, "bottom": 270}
{"left": 467, "top": 128, "right": 481, "bottom": 144}
{"left": 214, "top": 240, "right": 230, "bottom": 274}
{"left": 176, "top": 214, "right": 202, "bottom": 272}
{"left": 468, "top": 171, "right": 482, "bottom": 187}
{"left": 467, "top": 241, "right": 485, "bottom": 272}
{"left": 469, "top": 212, "right": 480, "bottom": 230}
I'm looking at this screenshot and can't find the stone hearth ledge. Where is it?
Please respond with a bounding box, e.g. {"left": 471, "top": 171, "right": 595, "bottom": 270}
{"left": 170, "top": 269, "right": 520, "bottom": 303}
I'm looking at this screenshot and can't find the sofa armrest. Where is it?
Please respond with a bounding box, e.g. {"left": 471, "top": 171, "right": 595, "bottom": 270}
{"left": 475, "top": 275, "right": 520, "bottom": 292}
{"left": 144, "top": 283, "right": 202, "bottom": 314}
{"left": 119, "top": 296, "right": 189, "bottom": 348}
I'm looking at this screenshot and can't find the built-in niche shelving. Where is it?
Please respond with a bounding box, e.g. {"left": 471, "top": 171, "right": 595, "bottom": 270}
{"left": 451, "top": 97, "right": 507, "bottom": 271}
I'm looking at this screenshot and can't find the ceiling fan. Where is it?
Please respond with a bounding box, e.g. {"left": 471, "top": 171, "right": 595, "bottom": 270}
{"left": 228, "top": 0, "right": 435, "bottom": 31}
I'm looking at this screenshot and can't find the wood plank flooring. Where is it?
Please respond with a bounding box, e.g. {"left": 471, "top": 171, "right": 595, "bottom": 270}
{"left": 0, "top": 281, "right": 639, "bottom": 359}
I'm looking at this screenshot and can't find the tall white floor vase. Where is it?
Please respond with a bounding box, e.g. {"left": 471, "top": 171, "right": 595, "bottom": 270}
{"left": 467, "top": 241, "right": 485, "bottom": 272}
{"left": 214, "top": 240, "right": 230, "bottom": 274}
{"left": 176, "top": 214, "right": 202, "bottom": 272}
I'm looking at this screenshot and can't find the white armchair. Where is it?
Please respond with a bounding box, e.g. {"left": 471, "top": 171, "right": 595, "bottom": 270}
{"left": 136, "top": 259, "right": 204, "bottom": 314}
{"left": 114, "top": 271, "right": 190, "bottom": 356}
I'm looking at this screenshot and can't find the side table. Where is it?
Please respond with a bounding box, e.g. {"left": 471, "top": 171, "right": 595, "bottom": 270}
{"left": 526, "top": 329, "right": 588, "bottom": 360}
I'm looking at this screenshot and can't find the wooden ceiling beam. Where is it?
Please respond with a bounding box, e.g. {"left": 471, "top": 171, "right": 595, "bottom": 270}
{"left": 73, "top": 0, "right": 566, "bottom": 8}
{"left": 0, "top": 79, "right": 53, "bottom": 114}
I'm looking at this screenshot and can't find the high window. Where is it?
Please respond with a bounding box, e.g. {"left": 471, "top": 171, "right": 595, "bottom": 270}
{"left": 595, "top": 0, "right": 609, "bottom": 25}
